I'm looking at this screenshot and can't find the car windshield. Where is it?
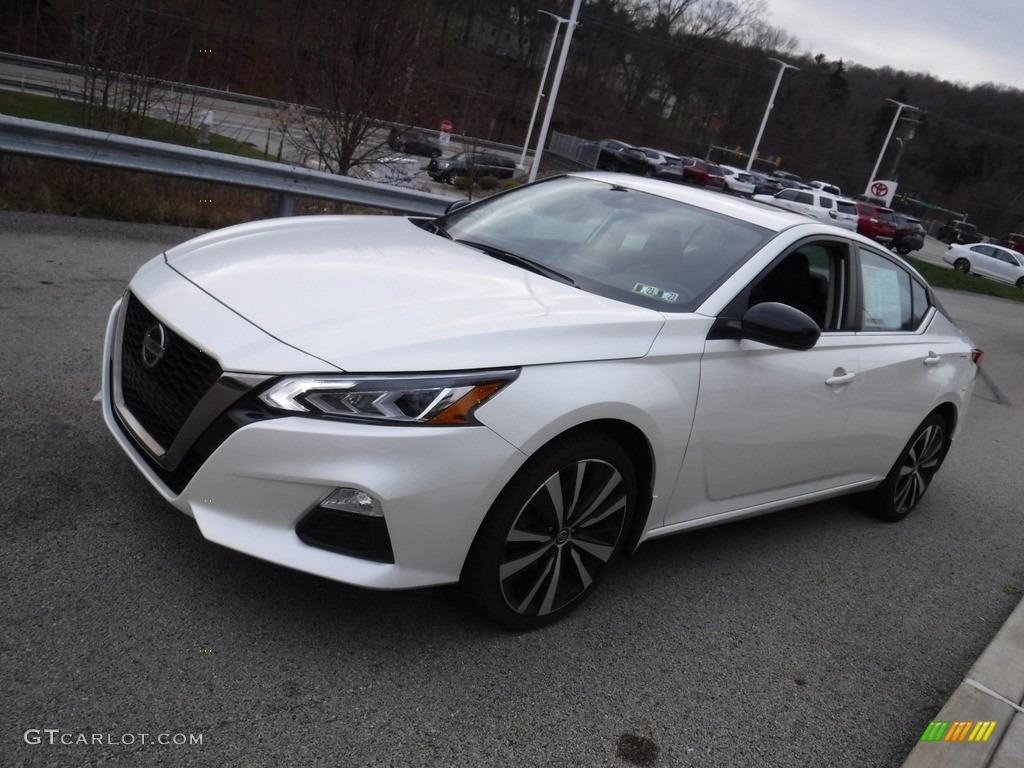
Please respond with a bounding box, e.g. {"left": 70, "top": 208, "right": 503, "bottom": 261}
{"left": 435, "top": 176, "right": 771, "bottom": 311}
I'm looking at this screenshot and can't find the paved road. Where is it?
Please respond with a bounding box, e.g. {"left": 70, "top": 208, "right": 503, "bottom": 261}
{"left": 2, "top": 211, "right": 1022, "bottom": 768}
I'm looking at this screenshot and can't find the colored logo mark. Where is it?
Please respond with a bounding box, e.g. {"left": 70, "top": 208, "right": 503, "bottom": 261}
{"left": 920, "top": 721, "right": 997, "bottom": 742}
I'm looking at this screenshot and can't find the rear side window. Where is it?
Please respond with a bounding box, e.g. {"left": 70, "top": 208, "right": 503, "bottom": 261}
{"left": 858, "top": 249, "right": 930, "bottom": 331}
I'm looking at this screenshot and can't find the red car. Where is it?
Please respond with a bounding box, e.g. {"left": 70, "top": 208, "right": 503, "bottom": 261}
{"left": 855, "top": 202, "right": 897, "bottom": 242}
{"left": 680, "top": 158, "right": 726, "bottom": 189}
{"left": 1001, "top": 233, "right": 1024, "bottom": 256}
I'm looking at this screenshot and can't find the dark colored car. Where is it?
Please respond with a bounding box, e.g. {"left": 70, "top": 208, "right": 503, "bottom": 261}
{"left": 386, "top": 127, "right": 442, "bottom": 158}
{"left": 427, "top": 152, "right": 515, "bottom": 184}
{"left": 892, "top": 214, "right": 926, "bottom": 254}
{"left": 855, "top": 202, "right": 897, "bottom": 242}
{"left": 770, "top": 170, "right": 803, "bottom": 184}
{"left": 937, "top": 220, "right": 981, "bottom": 245}
{"left": 680, "top": 158, "right": 726, "bottom": 189}
{"left": 594, "top": 140, "right": 656, "bottom": 176}
{"left": 748, "top": 170, "right": 782, "bottom": 196}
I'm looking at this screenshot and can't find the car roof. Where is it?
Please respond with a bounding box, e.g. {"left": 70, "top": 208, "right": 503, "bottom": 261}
{"left": 569, "top": 171, "right": 816, "bottom": 232}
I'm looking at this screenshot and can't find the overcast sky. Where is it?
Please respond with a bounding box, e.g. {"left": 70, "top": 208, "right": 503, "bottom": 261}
{"left": 765, "top": 0, "right": 1024, "bottom": 91}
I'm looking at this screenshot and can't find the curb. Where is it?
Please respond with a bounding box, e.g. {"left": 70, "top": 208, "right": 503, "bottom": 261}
{"left": 902, "top": 596, "right": 1024, "bottom": 767}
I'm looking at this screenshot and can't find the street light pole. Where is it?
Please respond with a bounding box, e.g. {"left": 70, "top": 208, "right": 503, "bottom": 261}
{"left": 866, "top": 98, "right": 918, "bottom": 193}
{"left": 528, "top": 0, "right": 582, "bottom": 184}
{"left": 518, "top": 11, "right": 569, "bottom": 169}
{"left": 745, "top": 58, "right": 798, "bottom": 172}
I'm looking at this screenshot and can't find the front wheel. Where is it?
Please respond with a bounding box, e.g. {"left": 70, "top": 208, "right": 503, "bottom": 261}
{"left": 462, "top": 432, "right": 636, "bottom": 630}
{"left": 861, "top": 413, "right": 949, "bottom": 522}
{"left": 1016, "top": 277, "right": 1023, "bottom": 290}
{"left": 953, "top": 258, "right": 971, "bottom": 274}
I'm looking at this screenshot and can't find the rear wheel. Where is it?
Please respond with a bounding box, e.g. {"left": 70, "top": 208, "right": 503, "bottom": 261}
{"left": 861, "top": 413, "right": 949, "bottom": 522}
{"left": 953, "top": 258, "right": 971, "bottom": 274}
{"left": 462, "top": 433, "right": 636, "bottom": 630}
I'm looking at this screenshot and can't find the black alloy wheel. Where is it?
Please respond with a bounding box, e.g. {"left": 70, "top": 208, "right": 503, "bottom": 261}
{"left": 862, "top": 413, "right": 949, "bottom": 522}
{"left": 953, "top": 258, "right": 971, "bottom": 274}
{"left": 462, "top": 433, "right": 636, "bottom": 630}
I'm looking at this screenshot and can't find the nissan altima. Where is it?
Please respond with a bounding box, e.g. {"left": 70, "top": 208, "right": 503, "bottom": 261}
{"left": 102, "top": 173, "right": 981, "bottom": 629}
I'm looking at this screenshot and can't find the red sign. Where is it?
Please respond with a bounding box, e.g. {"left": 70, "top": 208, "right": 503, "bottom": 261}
{"left": 440, "top": 119, "right": 453, "bottom": 134}
{"left": 871, "top": 181, "right": 889, "bottom": 198}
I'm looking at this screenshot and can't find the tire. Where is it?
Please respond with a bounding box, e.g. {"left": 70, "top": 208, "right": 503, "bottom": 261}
{"left": 953, "top": 258, "right": 971, "bottom": 274}
{"left": 430, "top": 149, "right": 441, "bottom": 158}
{"left": 1016, "top": 277, "right": 1023, "bottom": 290}
{"left": 861, "top": 413, "right": 949, "bottom": 522}
{"left": 462, "top": 432, "right": 636, "bottom": 630}
{"left": 896, "top": 246, "right": 910, "bottom": 255}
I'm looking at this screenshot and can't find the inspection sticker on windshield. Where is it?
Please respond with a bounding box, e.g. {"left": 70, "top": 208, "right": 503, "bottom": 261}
{"left": 632, "top": 282, "right": 680, "bottom": 302}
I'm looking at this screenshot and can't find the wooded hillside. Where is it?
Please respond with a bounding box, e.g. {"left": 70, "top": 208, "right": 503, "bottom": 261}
{"left": 3, "top": 0, "right": 1022, "bottom": 234}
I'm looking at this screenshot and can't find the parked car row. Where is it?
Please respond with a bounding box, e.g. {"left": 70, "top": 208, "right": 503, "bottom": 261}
{"left": 401, "top": 134, "right": 937, "bottom": 261}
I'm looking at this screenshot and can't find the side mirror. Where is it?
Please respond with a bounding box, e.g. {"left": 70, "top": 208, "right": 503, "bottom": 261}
{"left": 445, "top": 199, "right": 472, "bottom": 214}
{"left": 740, "top": 302, "right": 820, "bottom": 350}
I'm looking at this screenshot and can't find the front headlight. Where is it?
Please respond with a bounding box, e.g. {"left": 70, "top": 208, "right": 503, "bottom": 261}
{"left": 258, "top": 370, "right": 518, "bottom": 425}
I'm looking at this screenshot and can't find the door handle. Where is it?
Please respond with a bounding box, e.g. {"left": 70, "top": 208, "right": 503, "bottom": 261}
{"left": 826, "top": 369, "right": 856, "bottom": 386}
{"left": 924, "top": 352, "right": 941, "bottom": 367}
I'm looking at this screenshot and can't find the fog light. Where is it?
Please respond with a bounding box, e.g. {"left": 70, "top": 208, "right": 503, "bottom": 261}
{"left": 319, "top": 488, "right": 383, "bottom": 517}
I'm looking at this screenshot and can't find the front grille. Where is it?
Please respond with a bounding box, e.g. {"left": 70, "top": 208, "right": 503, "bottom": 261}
{"left": 120, "top": 293, "right": 222, "bottom": 451}
{"left": 112, "top": 392, "right": 276, "bottom": 494}
{"left": 296, "top": 509, "right": 395, "bottom": 563}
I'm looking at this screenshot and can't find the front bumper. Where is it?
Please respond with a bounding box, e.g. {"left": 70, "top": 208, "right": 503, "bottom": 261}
{"left": 101, "top": 296, "right": 527, "bottom": 590}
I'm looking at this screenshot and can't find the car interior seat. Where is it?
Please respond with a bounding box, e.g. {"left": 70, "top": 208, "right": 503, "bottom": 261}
{"left": 750, "top": 252, "right": 826, "bottom": 326}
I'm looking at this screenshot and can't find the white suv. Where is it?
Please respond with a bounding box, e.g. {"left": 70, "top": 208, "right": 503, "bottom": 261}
{"left": 753, "top": 188, "right": 858, "bottom": 231}
{"left": 718, "top": 165, "right": 756, "bottom": 196}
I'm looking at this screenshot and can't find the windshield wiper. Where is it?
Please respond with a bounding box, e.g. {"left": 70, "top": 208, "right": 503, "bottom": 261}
{"left": 426, "top": 220, "right": 453, "bottom": 239}
{"left": 457, "top": 240, "right": 577, "bottom": 287}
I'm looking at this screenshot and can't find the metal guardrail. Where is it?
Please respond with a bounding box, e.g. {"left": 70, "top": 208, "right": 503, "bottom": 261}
{"left": 0, "top": 51, "right": 528, "bottom": 164}
{"left": 0, "top": 114, "right": 455, "bottom": 217}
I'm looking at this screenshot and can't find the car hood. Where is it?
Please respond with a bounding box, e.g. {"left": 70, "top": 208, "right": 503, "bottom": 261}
{"left": 164, "top": 216, "right": 664, "bottom": 372}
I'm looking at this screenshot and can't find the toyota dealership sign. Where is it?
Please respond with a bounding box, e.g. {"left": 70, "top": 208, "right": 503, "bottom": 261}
{"left": 865, "top": 179, "right": 898, "bottom": 206}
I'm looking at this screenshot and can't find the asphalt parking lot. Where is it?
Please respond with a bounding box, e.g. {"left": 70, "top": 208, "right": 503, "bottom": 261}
{"left": 1, "top": 210, "right": 1022, "bottom": 768}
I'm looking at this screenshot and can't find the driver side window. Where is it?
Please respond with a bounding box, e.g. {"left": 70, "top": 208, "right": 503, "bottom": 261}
{"left": 747, "top": 242, "right": 847, "bottom": 330}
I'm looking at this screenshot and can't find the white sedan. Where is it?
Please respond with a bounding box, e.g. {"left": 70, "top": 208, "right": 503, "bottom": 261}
{"left": 102, "top": 173, "right": 981, "bottom": 629}
{"left": 943, "top": 241, "right": 1024, "bottom": 289}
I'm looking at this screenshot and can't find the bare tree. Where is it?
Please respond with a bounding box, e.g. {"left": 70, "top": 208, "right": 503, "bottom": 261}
{"left": 284, "top": 0, "right": 429, "bottom": 176}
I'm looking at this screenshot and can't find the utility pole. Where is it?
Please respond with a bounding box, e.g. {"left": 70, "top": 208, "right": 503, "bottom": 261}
{"left": 528, "top": 0, "right": 582, "bottom": 184}
{"left": 866, "top": 99, "right": 918, "bottom": 192}
{"left": 518, "top": 11, "right": 571, "bottom": 169}
{"left": 745, "top": 59, "right": 798, "bottom": 172}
